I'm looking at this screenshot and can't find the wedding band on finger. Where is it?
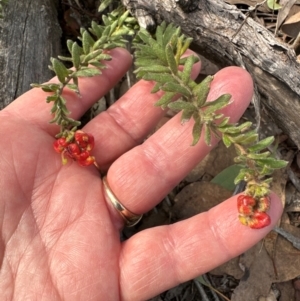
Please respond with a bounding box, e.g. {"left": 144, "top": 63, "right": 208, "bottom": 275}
{"left": 102, "top": 176, "right": 143, "bottom": 227}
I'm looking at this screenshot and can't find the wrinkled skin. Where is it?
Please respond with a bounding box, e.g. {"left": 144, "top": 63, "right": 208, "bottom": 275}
{"left": 0, "top": 48, "right": 282, "bottom": 301}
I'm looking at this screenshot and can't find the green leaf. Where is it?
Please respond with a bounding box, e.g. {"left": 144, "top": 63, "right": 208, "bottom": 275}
{"left": 181, "top": 109, "right": 194, "bottom": 123}
{"left": 166, "top": 43, "right": 178, "bottom": 74}
{"left": 193, "top": 76, "right": 213, "bottom": 107}
{"left": 66, "top": 40, "right": 74, "bottom": 54}
{"left": 98, "top": 0, "right": 114, "bottom": 12}
{"left": 142, "top": 73, "right": 175, "bottom": 83}
{"left": 82, "top": 30, "right": 95, "bottom": 54}
{"left": 82, "top": 49, "right": 104, "bottom": 64}
{"left": 222, "top": 134, "right": 232, "bottom": 148}
{"left": 204, "top": 125, "right": 212, "bottom": 146}
{"left": 118, "top": 10, "right": 130, "bottom": 26}
{"left": 135, "top": 65, "right": 171, "bottom": 74}
{"left": 71, "top": 42, "right": 82, "bottom": 69}
{"left": 211, "top": 164, "right": 243, "bottom": 191}
{"left": 31, "top": 83, "right": 60, "bottom": 92}
{"left": 234, "top": 169, "right": 248, "bottom": 185}
{"left": 255, "top": 158, "right": 288, "bottom": 169}
{"left": 47, "top": 95, "right": 59, "bottom": 103}
{"left": 154, "top": 92, "right": 176, "bottom": 109}
{"left": 151, "top": 82, "right": 161, "bottom": 94}
{"left": 219, "top": 121, "right": 252, "bottom": 134}
{"left": 247, "top": 151, "right": 271, "bottom": 160}
{"left": 161, "top": 82, "right": 191, "bottom": 97}
{"left": 202, "top": 94, "right": 231, "bottom": 114}
{"left": 168, "top": 100, "right": 196, "bottom": 111}
{"left": 182, "top": 55, "right": 197, "bottom": 85}
{"left": 247, "top": 136, "right": 275, "bottom": 152}
{"left": 73, "top": 67, "right": 102, "bottom": 77}
{"left": 66, "top": 83, "right": 80, "bottom": 95}
{"left": 51, "top": 58, "right": 69, "bottom": 83}
{"left": 191, "top": 114, "right": 203, "bottom": 145}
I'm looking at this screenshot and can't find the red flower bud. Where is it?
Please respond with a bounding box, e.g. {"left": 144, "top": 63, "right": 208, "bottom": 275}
{"left": 77, "top": 155, "right": 96, "bottom": 166}
{"left": 256, "top": 196, "right": 270, "bottom": 212}
{"left": 75, "top": 130, "right": 94, "bottom": 151}
{"left": 53, "top": 138, "right": 69, "bottom": 153}
{"left": 237, "top": 195, "right": 256, "bottom": 215}
{"left": 239, "top": 211, "right": 271, "bottom": 229}
{"left": 249, "top": 211, "right": 271, "bottom": 229}
{"left": 66, "top": 143, "right": 81, "bottom": 159}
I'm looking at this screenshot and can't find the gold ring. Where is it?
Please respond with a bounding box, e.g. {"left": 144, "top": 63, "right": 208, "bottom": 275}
{"left": 102, "top": 176, "right": 143, "bottom": 227}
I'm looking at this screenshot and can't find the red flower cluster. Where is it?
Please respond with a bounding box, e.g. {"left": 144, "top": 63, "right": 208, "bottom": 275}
{"left": 237, "top": 194, "right": 271, "bottom": 229}
{"left": 53, "top": 130, "right": 97, "bottom": 167}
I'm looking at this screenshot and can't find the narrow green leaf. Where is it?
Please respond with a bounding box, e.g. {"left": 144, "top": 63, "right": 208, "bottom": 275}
{"left": 191, "top": 114, "right": 203, "bottom": 145}
{"left": 219, "top": 121, "right": 252, "bottom": 134}
{"left": 57, "top": 56, "right": 73, "bottom": 62}
{"left": 98, "top": 0, "right": 114, "bottom": 12}
{"left": 135, "top": 65, "right": 171, "bottom": 74}
{"left": 71, "top": 42, "right": 82, "bottom": 69}
{"left": 66, "top": 40, "right": 74, "bottom": 54}
{"left": 248, "top": 136, "right": 275, "bottom": 152}
{"left": 168, "top": 100, "right": 196, "bottom": 111}
{"left": 151, "top": 82, "right": 161, "bottom": 94}
{"left": 182, "top": 55, "right": 197, "bottom": 85}
{"left": 142, "top": 73, "right": 175, "bottom": 83}
{"left": 202, "top": 94, "right": 231, "bottom": 114}
{"left": 90, "top": 21, "right": 104, "bottom": 38}
{"left": 247, "top": 151, "right": 271, "bottom": 160}
{"left": 256, "top": 158, "right": 288, "bottom": 169}
{"left": 230, "top": 130, "right": 258, "bottom": 145}
{"left": 222, "top": 134, "right": 232, "bottom": 148}
{"left": 154, "top": 92, "right": 176, "bottom": 109}
{"left": 234, "top": 169, "right": 248, "bottom": 185}
{"left": 193, "top": 76, "right": 213, "bottom": 107}
{"left": 66, "top": 83, "right": 80, "bottom": 95}
{"left": 82, "top": 30, "right": 95, "bottom": 54}
{"left": 180, "top": 37, "right": 193, "bottom": 55}
{"left": 47, "top": 95, "right": 58, "bottom": 103}
{"left": 82, "top": 49, "right": 104, "bottom": 64}
{"left": 51, "top": 58, "right": 69, "bottom": 83}
{"left": 181, "top": 109, "right": 194, "bottom": 123}
{"left": 118, "top": 10, "right": 130, "bottom": 26}
{"left": 204, "top": 125, "right": 212, "bottom": 146}
{"left": 74, "top": 67, "right": 102, "bottom": 77}
{"left": 166, "top": 43, "right": 178, "bottom": 74}
{"left": 161, "top": 82, "right": 191, "bottom": 97}
{"left": 218, "top": 117, "right": 230, "bottom": 128}
{"left": 31, "top": 83, "right": 60, "bottom": 92}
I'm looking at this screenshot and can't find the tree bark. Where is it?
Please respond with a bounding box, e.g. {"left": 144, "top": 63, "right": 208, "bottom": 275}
{"left": 122, "top": 0, "right": 300, "bottom": 148}
{"left": 0, "top": 0, "right": 61, "bottom": 109}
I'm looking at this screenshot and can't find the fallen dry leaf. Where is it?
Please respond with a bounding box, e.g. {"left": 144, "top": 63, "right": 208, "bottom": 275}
{"left": 282, "top": 10, "right": 300, "bottom": 37}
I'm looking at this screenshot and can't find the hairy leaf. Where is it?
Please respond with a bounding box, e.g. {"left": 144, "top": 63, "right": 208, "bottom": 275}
{"left": 154, "top": 92, "right": 176, "bottom": 109}
{"left": 248, "top": 136, "right": 275, "bottom": 152}
{"left": 168, "top": 100, "right": 196, "bottom": 111}
{"left": 193, "top": 76, "right": 213, "bottom": 107}
{"left": 202, "top": 94, "right": 231, "bottom": 114}
{"left": 51, "top": 58, "right": 69, "bottom": 83}
{"left": 73, "top": 67, "right": 102, "bottom": 77}
{"left": 166, "top": 43, "right": 178, "bottom": 74}
{"left": 71, "top": 42, "right": 82, "bottom": 69}
{"left": 161, "top": 82, "right": 191, "bottom": 97}
{"left": 192, "top": 114, "right": 203, "bottom": 145}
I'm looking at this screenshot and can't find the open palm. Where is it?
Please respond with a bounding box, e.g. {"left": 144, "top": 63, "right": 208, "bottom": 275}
{"left": 0, "top": 48, "right": 282, "bottom": 301}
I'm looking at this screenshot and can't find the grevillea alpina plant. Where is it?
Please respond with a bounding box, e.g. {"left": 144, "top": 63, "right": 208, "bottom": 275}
{"left": 32, "top": 3, "right": 287, "bottom": 229}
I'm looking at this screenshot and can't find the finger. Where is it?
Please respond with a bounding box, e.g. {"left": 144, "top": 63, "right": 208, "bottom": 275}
{"left": 4, "top": 48, "right": 132, "bottom": 135}
{"left": 83, "top": 50, "right": 201, "bottom": 167}
{"left": 106, "top": 67, "right": 254, "bottom": 215}
{"left": 119, "top": 192, "right": 282, "bottom": 301}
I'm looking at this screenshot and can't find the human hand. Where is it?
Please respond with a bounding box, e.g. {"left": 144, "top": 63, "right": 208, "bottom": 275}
{"left": 0, "top": 48, "right": 282, "bottom": 301}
